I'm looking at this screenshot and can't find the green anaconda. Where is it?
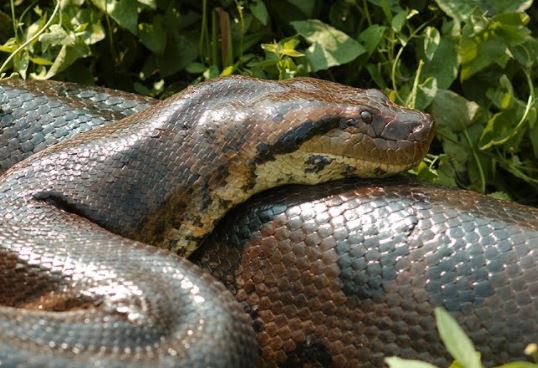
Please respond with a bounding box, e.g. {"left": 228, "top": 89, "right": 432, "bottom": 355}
{"left": 0, "top": 78, "right": 536, "bottom": 367}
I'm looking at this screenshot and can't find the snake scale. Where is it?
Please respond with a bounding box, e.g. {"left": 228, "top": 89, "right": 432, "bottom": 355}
{"left": 0, "top": 77, "right": 536, "bottom": 367}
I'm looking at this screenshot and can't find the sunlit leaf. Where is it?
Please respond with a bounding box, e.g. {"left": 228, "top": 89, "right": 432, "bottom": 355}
{"left": 434, "top": 0, "right": 478, "bottom": 23}
{"left": 29, "top": 56, "right": 53, "bottom": 65}
{"left": 385, "top": 357, "right": 439, "bottom": 368}
{"left": 261, "top": 42, "right": 278, "bottom": 54}
{"left": 0, "top": 38, "right": 18, "bottom": 53}
{"left": 137, "top": 0, "right": 156, "bottom": 9}
{"left": 424, "top": 27, "right": 440, "bottom": 60}
{"left": 291, "top": 19, "right": 365, "bottom": 72}
{"left": 280, "top": 48, "right": 303, "bottom": 57}
{"left": 220, "top": 65, "right": 234, "bottom": 76}
{"left": 435, "top": 308, "right": 482, "bottom": 368}
{"left": 39, "top": 24, "right": 70, "bottom": 49}
{"left": 495, "top": 362, "right": 538, "bottom": 368}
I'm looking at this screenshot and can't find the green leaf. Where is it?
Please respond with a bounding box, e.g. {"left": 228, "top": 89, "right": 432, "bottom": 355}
{"left": 291, "top": 19, "right": 366, "bottom": 72}
{"left": 0, "top": 10, "right": 11, "bottom": 37}
{"left": 479, "top": 108, "right": 520, "bottom": 150}
{"left": 433, "top": 0, "right": 478, "bottom": 23}
{"left": 280, "top": 48, "right": 304, "bottom": 57}
{"left": 485, "top": 74, "right": 517, "bottom": 110}
{"left": 42, "top": 44, "right": 87, "bottom": 79}
{"left": 416, "top": 76, "right": 438, "bottom": 111}
{"left": 92, "top": 0, "right": 138, "bottom": 34}
{"left": 486, "top": 0, "right": 533, "bottom": 14}
{"left": 220, "top": 65, "right": 234, "bottom": 76}
{"left": 433, "top": 0, "right": 530, "bottom": 23}
{"left": 156, "top": 32, "right": 198, "bottom": 77}
{"left": 365, "top": 63, "right": 386, "bottom": 89}
{"left": 83, "top": 21, "right": 106, "bottom": 46}
{"left": 531, "top": 117, "right": 538, "bottom": 157}
{"left": 0, "top": 38, "right": 18, "bottom": 53}
{"left": 495, "top": 363, "right": 538, "bottom": 368}
{"left": 459, "top": 36, "right": 507, "bottom": 81}
{"left": 39, "top": 24, "right": 70, "bottom": 49}
{"left": 138, "top": 16, "right": 166, "bottom": 54}
{"left": 413, "top": 154, "right": 458, "bottom": 188}
{"left": 13, "top": 51, "right": 29, "bottom": 79}
{"left": 203, "top": 65, "right": 219, "bottom": 80}
{"left": 422, "top": 36, "right": 458, "bottom": 89}
{"left": 112, "top": 0, "right": 138, "bottom": 34}
{"left": 137, "top": 0, "right": 156, "bottom": 9}
{"left": 286, "top": 0, "right": 317, "bottom": 17}
{"left": 358, "top": 25, "right": 386, "bottom": 56}
{"left": 488, "top": 191, "right": 512, "bottom": 201}
{"left": 261, "top": 41, "right": 278, "bottom": 54}
{"left": 511, "top": 38, "right": 538, "bottom": 67}
{"left": 185, "top": 62, "right": 206, "bottom": 74}
{"left": 385, "top": 357, "right": 439, "bottom": 368}
{"left": 491, "top": 12, "right": 531, "bottom": 46}
{"left": 458, "top": 11, "right": 532, "bottom": 80}
{"left": 250, "top": 0, "right": 269, "bottom": 26}
{"left": 434, "top": 308, "right": 482, "bottom": 368}
{"left": 29, "top": 56, "right": 53, "bottom": 65}
{"left": 391, "top": 10, "right": 408, "bottom": 33}
{"left": 424, "top": 27, "right": 440, "bottom": 60}
{"left": 430, "top": 89, "right": 480, "bottom": 132}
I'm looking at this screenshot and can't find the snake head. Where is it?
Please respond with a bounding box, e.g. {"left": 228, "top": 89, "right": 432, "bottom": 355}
{"left": 247, "top": 77, "right": 435, "bottom": 188}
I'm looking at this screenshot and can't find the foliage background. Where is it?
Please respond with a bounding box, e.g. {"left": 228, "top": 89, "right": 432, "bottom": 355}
{"left": 1, "top": 0, "right": 538, "bottom": 204}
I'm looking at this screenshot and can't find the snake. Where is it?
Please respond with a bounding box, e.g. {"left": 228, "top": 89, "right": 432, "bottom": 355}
{"left": 0, "top": 77, "right": 535, "bottom": 367}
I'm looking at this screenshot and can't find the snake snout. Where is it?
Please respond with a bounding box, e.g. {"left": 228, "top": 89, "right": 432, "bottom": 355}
{"left": 380, "top": 110, "right": 434, "bottom": 143}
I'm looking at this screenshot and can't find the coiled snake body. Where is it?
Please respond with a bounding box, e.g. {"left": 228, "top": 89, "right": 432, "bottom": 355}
{"left": 0, "top": 78, "right": 535, "bottom": 367}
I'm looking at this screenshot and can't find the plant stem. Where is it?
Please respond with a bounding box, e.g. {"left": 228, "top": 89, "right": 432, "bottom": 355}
{"left": 199, "top": 0, "right": 209, "bottom": 64}
{"left": 10, "top": 0, "right": 17, "bottom": 39}
{"left": 0, "top": 0, "right": 62, "bottom": 77}
{"left": 463, "top": 129, "right": 486, "bottom": 193}
{"left": 406, "top": 59, "right": 424, "bottom": 109}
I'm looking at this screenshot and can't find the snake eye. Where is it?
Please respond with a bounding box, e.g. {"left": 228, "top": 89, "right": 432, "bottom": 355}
{"left": 360, "top": 110, "right": 373, "bottom": 124}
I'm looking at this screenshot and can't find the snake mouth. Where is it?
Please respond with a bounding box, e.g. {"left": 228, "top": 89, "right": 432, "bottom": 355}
{"left": 304, "top": 151, "right": 418, "bottom": 179}
{"left": 298, "top": 125, "right": 434, "bottom": 179}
